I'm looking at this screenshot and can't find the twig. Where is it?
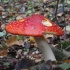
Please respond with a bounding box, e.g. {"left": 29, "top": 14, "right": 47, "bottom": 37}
{"left": 55, "top": 0, "right": 59, "bottom": 24}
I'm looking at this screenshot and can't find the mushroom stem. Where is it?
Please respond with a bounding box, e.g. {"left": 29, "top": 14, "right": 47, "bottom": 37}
{"left": 34, "top": 37, "right": 56, "bottom": 61}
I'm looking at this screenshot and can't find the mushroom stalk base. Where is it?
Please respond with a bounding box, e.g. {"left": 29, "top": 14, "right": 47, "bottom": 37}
{"left": 34, "top": 37, "right": 56, "bottom": 61}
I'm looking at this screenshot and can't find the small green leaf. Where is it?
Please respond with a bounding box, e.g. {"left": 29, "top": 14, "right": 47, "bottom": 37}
{"left": 59, "top": 63, "right": 70, "bottom": 70}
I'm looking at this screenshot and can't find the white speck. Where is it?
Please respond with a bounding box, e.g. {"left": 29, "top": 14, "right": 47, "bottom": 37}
{"left": 42, "top": 20, "right": 52, "bottom": 26}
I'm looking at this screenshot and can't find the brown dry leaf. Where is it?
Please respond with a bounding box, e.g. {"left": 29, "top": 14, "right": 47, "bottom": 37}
{"left": 6, "top": 36, "right": 24, "bottom": 47}
{"left": 18, "top": 40, "right": 24, "bottom": 46}
{"left": 63, "top": 59, "right": 70, "bottom": 63}
{"left": 6, "top": 36, "right": 19, "bottom": 47}
{"left": 0, "top": 49, "right": 8, "bottom": 56}
{"left": 57, "top": 12, "right": 63, "bottom": 17}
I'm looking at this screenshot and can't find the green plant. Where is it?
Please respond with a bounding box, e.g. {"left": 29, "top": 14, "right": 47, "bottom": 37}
{"left": 1, "top": 42, "right": 7, "bottom": 49}
{"left": 26, "top": 0, "right": 35, "bottom": 16}
{"left": 59, "top": 41, "right": 70, "bottom": 49}
{"left": 17, "top": 36, "right": 23, "bottom": 40}
{"left": 59, "top": 63, "right": 70, "bottom": 70}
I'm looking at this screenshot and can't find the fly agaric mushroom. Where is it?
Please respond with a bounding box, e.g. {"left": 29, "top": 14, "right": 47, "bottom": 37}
{"left": 6, "top": 14, "right": 64, "bottom": 61}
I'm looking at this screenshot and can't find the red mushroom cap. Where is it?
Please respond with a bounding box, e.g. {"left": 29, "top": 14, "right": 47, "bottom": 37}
{"left": 6, "top": 14, "right": 64, "bottom": 36}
